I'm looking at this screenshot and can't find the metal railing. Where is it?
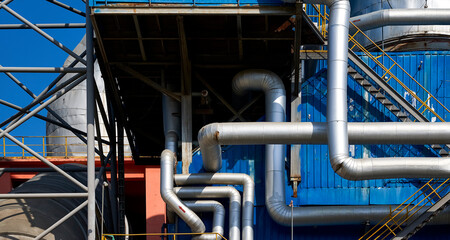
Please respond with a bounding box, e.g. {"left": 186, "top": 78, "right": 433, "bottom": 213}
{"left": 1, "top": 136, "right": 132, "bottom": 158}
{"left": 102, "top": 232, "right": 228, "bottom": 240}
{"left": 306, "top": 4, "right": 450, "bottom": 123}
{"left": 359, "top": 178, "right": 450, "bottom": 240}
{"left": 304, "top": 5, "right": 450, "bottom": 239}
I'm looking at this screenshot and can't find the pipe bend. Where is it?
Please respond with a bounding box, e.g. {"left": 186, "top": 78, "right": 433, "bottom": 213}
{"left": 232, "top": 69, "right": 285, "bottom": 96}
{"left": 198, "top": 123, "right": 222, "bottom": 172}
{"left": 160, "top": 150, "right": 206, "bottom": 234}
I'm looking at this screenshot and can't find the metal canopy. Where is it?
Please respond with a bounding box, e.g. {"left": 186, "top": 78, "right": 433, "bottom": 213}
{"left": 92, "top": 6, "right": 324, "bottom": 162}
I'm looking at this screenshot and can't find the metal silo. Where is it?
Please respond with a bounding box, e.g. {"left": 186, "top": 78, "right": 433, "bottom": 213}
{"left": 45, "top": 36, "right": 129, "bottom": 157}
{"left": 350, "top": 0, "right": 450, "bottom": 51}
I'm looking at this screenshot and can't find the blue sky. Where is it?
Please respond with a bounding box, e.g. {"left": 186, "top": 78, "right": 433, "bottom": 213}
{"left": 0, "top": 0, "right": 86, "bottom": 137}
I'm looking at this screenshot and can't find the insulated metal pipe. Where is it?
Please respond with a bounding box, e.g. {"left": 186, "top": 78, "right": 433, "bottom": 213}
{"left": 201, "top": 69, "right": 286, "bottom": 173}
{"left": 199, "top": 121, "right": 450, "bottom": 148}
{"left": 184, "top": 200, "right": 225, "bottom": 239}
{"left": 175, "top": 173, "right": 254, "bottom": 240}
{"left": 174, "top": 186, "right": 241, "bottom": 240}
{"left": 349, "top": 8, "right": 450, "bottom": 32}
{"left": 162, "top": 94, "right": 181, "bottom": 153}
{"left": 160, "top": 150, "right": 206, "bottom": 233}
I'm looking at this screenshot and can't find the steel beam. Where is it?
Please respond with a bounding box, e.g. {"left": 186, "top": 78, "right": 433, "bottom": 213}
{"left": 177, "top": 16, "right": 193, "bottom": 174}
{"left": 2, "top": 4, "right": 87, "bottom": 65}
{"left": 46, "top": 0, "right": 86, "bottom": 17}
{"left": 115, "top": 63, "right": 180, "bottom": 102}
{"left": 86, "top": 2, "right": 96, "bottom": 239}
{"left": 195, "top": 72, "right": 245, "bottom": 121}
{"left": 0, "top": 23, "right": 86, "bottom": 29}
{"left": 0, "top": 129, "right": 87, "bottom": 191}
{"left": 33, "top": 200, "right": 88, "bottom": 240}
{"left": 132, "top": 15, "right": 147, "bottom": 61}
{"left": 0, "top": 193, "right": 88, "bottom": 199}
{"left": 92, "top": 6, "right": 295, "bottom": 15}
{"left": 0, "top": 67, "right": 86, "bottom": 73}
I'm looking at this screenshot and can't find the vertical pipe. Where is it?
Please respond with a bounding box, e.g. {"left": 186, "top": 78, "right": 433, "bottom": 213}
{"left": 86, "top": 2, "right": 96, "bottom": 240}
{"left": 118, "top": 119, "right": 125, "bottom": 234}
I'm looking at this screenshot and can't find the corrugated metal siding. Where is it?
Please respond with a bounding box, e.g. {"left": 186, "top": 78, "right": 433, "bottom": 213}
{"left": 175, "top": 51, "right": 450, "bottom": 239}
{"left": 91, "top": 0, "right": 288, "bottom": 7}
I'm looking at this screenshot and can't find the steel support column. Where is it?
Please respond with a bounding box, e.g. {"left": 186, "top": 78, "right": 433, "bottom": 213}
{"left": 86, "top": 2, "right": 96, "bottom": 239}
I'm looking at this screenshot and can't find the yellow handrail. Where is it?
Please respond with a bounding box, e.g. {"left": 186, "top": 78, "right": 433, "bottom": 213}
{"left": 305, "top": 4, "right": 450, "bottom": 123}
{"left": 304, "top": 5, "right": 450, "bottom": 239}
{"left": 102, "top": 232, "right": 228, "bottom": 240}
{"left": 0, "top": 135, "right": 132, "bottom": 158}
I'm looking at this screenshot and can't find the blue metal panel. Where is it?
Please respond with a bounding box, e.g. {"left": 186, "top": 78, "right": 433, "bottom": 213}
{"left": 91, "top": 0, "right": 289, "bottom": 6}
{"left": 173, "top": 51, "right": 450, "bottom": 239}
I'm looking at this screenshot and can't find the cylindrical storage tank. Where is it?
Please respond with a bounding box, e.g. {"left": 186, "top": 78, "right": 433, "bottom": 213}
{"left": 46, "top": 37, "right": 130, "bottom": 157}
{"left": 0, "top": 164, "right": 113, "bottom": 239}
{"left": 350, "top": 0, "right": 450, "bottom": 51}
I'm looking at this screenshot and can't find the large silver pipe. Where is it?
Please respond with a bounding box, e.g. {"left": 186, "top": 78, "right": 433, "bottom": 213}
{"left": 184, "top": 201, "right": 225, "bottom": 239}
{"left": 201, "top": 69, "right": 286, "bottom": 173}
{"left": 199, "top": 121, "right": 450, "bottom": 149}
{"left": 160, "top": 150, "right": 206, "bottom": 233}
{"left": 162, "top": 94, "right": 181, "bottom": 153}
{"left": 316, "top": 0, "right": 450, "bottom": 180}
{"left": 174, "top": 186, "right": 241, "bottom": 240}
{"left": 175, "top": 173, "right": 254, "bottom": 240}
{"left": 349, "top": 8, "right": 450, "bottom": 32}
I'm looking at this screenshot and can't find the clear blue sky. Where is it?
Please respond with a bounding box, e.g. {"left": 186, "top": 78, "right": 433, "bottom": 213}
{"left": 0, "top": 0, "right": 86, "bottom": 137}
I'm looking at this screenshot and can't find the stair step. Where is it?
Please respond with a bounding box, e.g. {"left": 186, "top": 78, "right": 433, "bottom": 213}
{"left": 366, "top": 86, "right": 379, "bottom": 93}
{"left": 439, "top": 150, "right": 449, "bottom": 156}
{"left": 375, "top": 93, "right": 386, "bottom": 99}
{"left": 432, "top": 144, "right": 443, "bottom": 150}
{"left": 381, "top": 99, "right": 394, "bottom": 106}
{"left": 388, "top": 106, "right": 400, "bottom": 112}
{"left": 359, "top": 80, "right": 373, "bottom": 86}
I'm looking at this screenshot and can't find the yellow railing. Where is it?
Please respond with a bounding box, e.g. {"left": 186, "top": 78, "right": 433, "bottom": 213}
{"left": 102, "top": 232, "right": 228, "bottom": 240}
{"left": 359, "top": 178, "right": 450, "bottom": 240}
{"left": 305, "top": 4, "right": 450, "bottom": 123}
{"left": 0, "top": 136, "right": 132, "bottom": 158}
{"left": 304, "top": 5, "right": 450, "bottom": 239}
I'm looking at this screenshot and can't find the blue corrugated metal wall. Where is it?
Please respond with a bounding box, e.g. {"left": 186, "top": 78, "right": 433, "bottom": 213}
{"left": 174, "top": 51, "right": 450, "bottom": 239}
{"left": 91, "top": 0, "right": 288, "bottom": 7}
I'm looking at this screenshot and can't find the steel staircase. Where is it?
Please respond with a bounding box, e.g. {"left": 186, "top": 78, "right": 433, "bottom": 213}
{"left": 304, "top": 4, "right": 450, "bottom": 239}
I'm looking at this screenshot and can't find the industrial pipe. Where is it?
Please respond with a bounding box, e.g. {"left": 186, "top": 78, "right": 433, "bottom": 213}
{"left": 174, "top": 186, "right": 241, "bottom": 240}
{"left": 175, "top": 173, "right": 255, "bottom": 240}
{"left": 184, "top": 200, "right": 225, "bottom": 239}
{"left": 162, "top": 94, "right": 181, "bottom": 153}
{"left": 201, "top": 69, "right": 286, "bottom": 173}
{"left": 199, "top": 121, "right": 450, "bottom": 151}
{"left": 160, "top": 150, "right": 206, "bottom": 234}
{"left": 349, "top": 8, "right": 450, "bottom": 32}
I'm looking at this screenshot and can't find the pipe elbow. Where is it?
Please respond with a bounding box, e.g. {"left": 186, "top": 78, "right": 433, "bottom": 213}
{"left": 198, "top": 123, "right": 222, "bottom": 172}
{"left": 232, "top": 69, "right": 285, "bottom": 96}
{"left": 266, "top": 198, "right": 292, "bottom": 226}
{"left": 330, "top": 155, "right": 365, "bottom": 181}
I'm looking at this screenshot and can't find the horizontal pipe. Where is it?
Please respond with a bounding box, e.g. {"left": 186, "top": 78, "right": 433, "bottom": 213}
{"left": 0, "top": 67, "right": 87, "bottom": 73}
{"left": 0, "top": 167, "right": 109, "bottom": 173}
{"left": 349, "top": 8, "right": 450, "bottom": 32}
{"left": 0, "top": 193, "right": 88, "bottom": 199}
{"left": 174, "top": 186, "right": 241, "bottom": 240}
{"left": 175, "top": 173, "right": 254, "bottom": 240}
{"left": 199, "top": 122, "right": 450, "bottom": 174}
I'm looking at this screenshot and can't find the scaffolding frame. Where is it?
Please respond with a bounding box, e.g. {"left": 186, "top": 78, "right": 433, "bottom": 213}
{"left": 0, "top": 1, "right": 120, "bottom": 239}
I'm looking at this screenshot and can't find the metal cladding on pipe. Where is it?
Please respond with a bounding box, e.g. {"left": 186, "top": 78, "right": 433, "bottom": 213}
{"left": 175, "top": 173, "right": 255, "bottom": 240}
{"left": 162, "top": 94, "right": 181, "bottom": 153}
{"left": 316, "top": 0, "right": 450, "bottom": 180}
{"left": 174, "top": 186, "right": 241, "bottom": 240}
{"left": 200, "top": 69, "right": 286, "bottom": 173}
{"left": 349, "top": 9, "right": 450, "bottom": 32}
{"left": 198, "top": 122, "right": 450, "bottom": 147}
{"left": 184, "top": 200, "right": 225, "bottom": 239}
{"left": 160, "top": 150, "right": 206, "bottom": 233}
